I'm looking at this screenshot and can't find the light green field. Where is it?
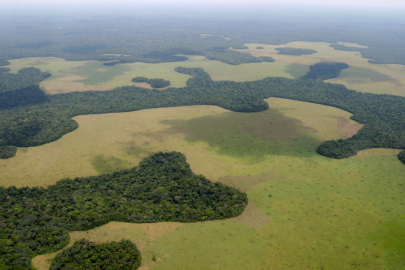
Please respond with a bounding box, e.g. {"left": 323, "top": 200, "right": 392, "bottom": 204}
{"left": 6, "top": 55, "right": 295, "bottom": 94}
{"left": 238, "top": 42, "right": 405, "bottom": 96}
{"left": 0, "top": 98, "right": 361, "bottom": 187}
{"left": 6, "top": 41, "right": 405, "bottom": 96}
{"left": 1, "top": 97, "right": 402, "bottom": 269}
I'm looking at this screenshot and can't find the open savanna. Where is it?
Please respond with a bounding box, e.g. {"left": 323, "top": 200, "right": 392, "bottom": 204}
{"left": 0, "top": 98, "right": 360, "bottom": 188}
{"left": 1, "top": 96, "right": 403, "bottom": 269}
{"left": 6, "top": 55, "right": 294, "bottom": 95}
{"left": 238, "top": 42, "right": 405, "bottom": 96}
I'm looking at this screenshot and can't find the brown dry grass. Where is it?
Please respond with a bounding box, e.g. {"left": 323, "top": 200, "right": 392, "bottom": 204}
{"left": 229, "top": 201, "right": 271, "bottom": 228}
{"left": 337, "top": 117, "right": 364, "bottom": 139}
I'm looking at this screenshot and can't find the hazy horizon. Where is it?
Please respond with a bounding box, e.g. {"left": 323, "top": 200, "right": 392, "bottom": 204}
{"left": 1, "top": 0, "right": 405, "bottom": 17}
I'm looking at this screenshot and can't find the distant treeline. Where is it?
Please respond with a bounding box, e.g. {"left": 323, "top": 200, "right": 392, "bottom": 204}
{"left": 50, "top": 239, "right": 141, "bottom": 270}
{"left": 132, "top": 76, "right": 170, "bottom": 88}
{"left": 0, "top": 64, "right": 404, "bottom": 164}
{"left": 0, "top": 152, "right": 247, "bottom": 269}
{"left": 0, "top": 15, "right": 404, "bottom": 66}
{"left": 329, "top": 44, "right": 404, "bottom": 65}
{"left": 275, "top": 47, "right": 317, "bottom": 56}
{"left": 204, "top": 48, "right": 274, "bottom": 65}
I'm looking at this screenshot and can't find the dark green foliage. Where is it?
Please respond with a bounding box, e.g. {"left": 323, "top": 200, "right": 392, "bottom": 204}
{"left": 1, "top": 65, "right": 405, "bottom": 162}
{"left": 0, "top": 146, "right": 17, "bottom": 159}
{"left": 301, "top": 62, "right": 349, "bottom": 80}
{"left": 275, "top": 47, "right": 317, "bottom": 56}
{"left": 316, "top": 140, "right": 358, "bottom": 159}
{"left": 398, "top": 151, "right": 405, "bottom": 165}
{"left": 50, "top": 239, "right": 141, "bottom": 270}
{"left": 0, "top": 152, "right": 247, "bottom": 269}
{"left": 0, "top": 60, "right": 9, "bottom": 66}
{"left": 330, "top": 44, "right": 405, "bottom": 65}
{"left": 204, "top": 48, "right": 274, "bottom": 65}
{"left": 260, "top": 56, "right": 275, "bottom": 62}
{"left": 0, "top": 85, "right": 48, "bottom": 110}
{"left": 256, "top": 46, "right": 264, "bottom": 49}
{"left": 132, "top": 76, "right": 170, "bottom": 88}
{"left": 0, "top": 67, "right": 51, "bottom": 93}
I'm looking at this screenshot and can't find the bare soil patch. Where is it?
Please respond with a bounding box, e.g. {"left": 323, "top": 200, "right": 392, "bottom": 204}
{"left": 337, "top": 117, "right": 364, "bottom": 138}
{"left": 228, "top": 201, "right": 270, "bottom": 228}
{"left": 137, "top": 223, "right": 182, "bottom": 241}
{"left": 42, "top": 75, "right": 115, "bottom": 94}
{"left": 354, "top": 148, "right": 402, "bottom": 157}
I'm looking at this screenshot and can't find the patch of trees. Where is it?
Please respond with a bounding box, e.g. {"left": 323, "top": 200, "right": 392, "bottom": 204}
{"left": 1, "top": 65, "right": 405, "bottom": 164}
{"left": 275, "top": 47, "right": 317, "bottom": 56}
{"left": 0, "top": 60, "right": 10, "bottom": 66}
{"left": 0, "top": 152, "right": 248, "bottom": 269}
{"left": 301, "top": 62, "right": 349, "bottom": 80}
{"left": 399, "top": 151, "right": 405, "bottom": 165}
{"left": 256, "top": 46, "right": 264, "bottom": 49}
{"left": 132, "top": 76, "right": 170, "bottom": 88}
{"left": 0, "top": 85, "right": 47, "bottom": 110}
{"left": 204, "top": 48, "right": 274, "bottom": 65}
{"left": 50, "top": 239, "right": 141, "bottom": 270}
{"left": 0, "top": 146, "right": 17, "bottom": 159}
{"left": 329, "top": 44, "right": 403, "bottom": 65}
{"left": 0, "top": 67, "right": 51, "bottom": 93}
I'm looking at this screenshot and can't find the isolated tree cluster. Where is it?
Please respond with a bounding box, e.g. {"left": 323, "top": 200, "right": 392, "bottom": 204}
{"left": 0, "top": 152, "right": 247, "bottom": 269}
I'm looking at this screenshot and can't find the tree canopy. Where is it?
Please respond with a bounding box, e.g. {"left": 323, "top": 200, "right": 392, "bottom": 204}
{"left": 131, "top": 76, "right": 170, "bottom": 88}
{"left": 0, "top": 152, "right": 247, "bottom": 269}
{"left": 275, "top": 47, "right": 317, "bottom": 56}
{"left": 50, "top": 239, "right": 141, "bottom": 270}
{"left": 301, "top": 62, "right": 349, "bottom": 80}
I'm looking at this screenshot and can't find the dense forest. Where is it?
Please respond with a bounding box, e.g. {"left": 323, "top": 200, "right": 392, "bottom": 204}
{"left": 0, "top": 67, "right": 51, "bottom": 93}
{"left": 0, "top": 152, "right": 247, "bottom": 269}
{"left": 0, "top": 64, "right": 404, "bottom": 164}
{"left": 301, "top": 62, "right": 349, "bottom": 80}
{"left": 131, "top": 77, "right": 170, "bottom": 88}
{"left": 275, "top": 47, "right": 317, "bottom": 56}
{"left": 0, "top": 60, "right": 10, "bottom": 66}
{"left": 0, "top": 15, "right": 404, "bottom": 66}
{"left": 399, "top": 151, "right": 405, "bottom": 164}
{"left": 203, "top": 48, "right": 274, "bottom": 65}
{"left": 50, "top": 239, "right": 141, "bottom": 270}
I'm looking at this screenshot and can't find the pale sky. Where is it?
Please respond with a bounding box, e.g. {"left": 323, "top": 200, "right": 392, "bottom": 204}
{"left": 1, "top": 0, "right": 404, "bottom": 15}
{"left": 2, "top": 0, "right": 405, "bottom": 8}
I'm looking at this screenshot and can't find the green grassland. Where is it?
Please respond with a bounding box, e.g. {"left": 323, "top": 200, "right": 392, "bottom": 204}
{"left": 2, "top": 97, "right": 400, "bottom": 269}
{"left": 238, "top": 42, "right": 405, "bottom": 96}
{"left": 6, "top": 41, "right": 405, "bottom": 96}
{"left": 2, "top": 42, "right": 405, "bottom": 269}
{"left": 5, "top": 55, "right": 293, "bottom": 94}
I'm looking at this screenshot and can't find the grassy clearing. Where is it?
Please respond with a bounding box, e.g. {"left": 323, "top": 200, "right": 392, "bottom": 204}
{"left": 238, "top": 42, "right": 405, "bottom": 96}
{"left": 6, "top": 41, "right": 404, "bottom": 96}
{"left": 0, "top": 95, "right": 402, "bottom": 269}
{"left": 0, "top": 98, "right": 357, "bottom": 187}
{"left": 25, "top": 98, "right": 405, "bottom": 269}
{"left": 249, "top": 153, "right": 405, "bottom": 269}
{"left": 5, "top": 55, "right": 292, "bottom": 94}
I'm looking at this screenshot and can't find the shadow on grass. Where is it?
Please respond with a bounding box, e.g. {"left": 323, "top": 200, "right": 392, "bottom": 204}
{"left": 160, "top": 108, "right": 322, "bottom": 162}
